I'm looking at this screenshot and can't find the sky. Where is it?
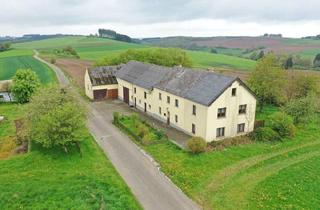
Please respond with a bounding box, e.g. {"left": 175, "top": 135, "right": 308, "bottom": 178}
{"left": 1, "top": 0, "right": 319, "bottom": 38}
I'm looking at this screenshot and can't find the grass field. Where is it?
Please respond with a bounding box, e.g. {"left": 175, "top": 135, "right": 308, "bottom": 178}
{"left": 12, "top": 36, "right": 257, "bottom": 71}
{"left": 188, "top": 51, "right": 256, "bottom": 70}
{"left": 0, "top": 103, "right": 141, "bottom": 209}
{"left": 118, "top": 107, "right": 320, "bottom": 209}
{"left": 0, "top": 55, "right": 56, "bottom": 83}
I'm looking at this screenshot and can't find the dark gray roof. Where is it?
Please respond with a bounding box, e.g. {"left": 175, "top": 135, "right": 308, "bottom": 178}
{"left": 88, "top": 65, "right": 122, "bottom": 86}
{"left": 116, "top": 61, "right": 239, "bottom": 106}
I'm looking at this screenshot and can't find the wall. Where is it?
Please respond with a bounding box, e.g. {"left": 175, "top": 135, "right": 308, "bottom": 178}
{"left": 206, "top": 80, "right": 256, "bottom": 141}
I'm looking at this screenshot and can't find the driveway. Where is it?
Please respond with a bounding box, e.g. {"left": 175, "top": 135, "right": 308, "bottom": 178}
{"left": 34, "top": 52, "right": 200, "bottom": 210}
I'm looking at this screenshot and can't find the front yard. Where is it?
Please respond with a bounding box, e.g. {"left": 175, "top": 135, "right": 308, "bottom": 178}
{"left": 0, "top": 103, "right": 141, "bottom": 209}
{"left": 116, "top": 108, "right": 320, "bottom": 210}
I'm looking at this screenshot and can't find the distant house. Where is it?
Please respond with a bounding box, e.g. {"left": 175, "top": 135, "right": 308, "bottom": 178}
{"left": 0, "top": 80, "right": 13, "bottom": 102}
{"left": 85, "top": 61, "right": 257, "bottom": 142}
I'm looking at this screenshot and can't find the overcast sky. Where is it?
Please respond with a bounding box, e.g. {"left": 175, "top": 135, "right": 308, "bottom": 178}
{"left": 1, "top": 0, "right": 319, "bottom": 38}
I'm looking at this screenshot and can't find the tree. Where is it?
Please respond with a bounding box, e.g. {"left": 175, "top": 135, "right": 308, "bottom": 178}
{"left": 96, "top": 48, "right": 193, "bottom": 67}
{"left": 284, "top": 56, "right": 293, "bottom": 69}
{"left": 248, "top": 53, "right": 286, "bottom": 110}
{"left": 284, "top": 94, "right": 318, "bottom": 124}
{"left": 210, "top": 48, "right": 218, "bottom": 54}
{"left": 266, "top": 112, "right": 295, "bottom": 138}
{"left": 26, "top": 86, "right": 86, "bottom": 153}
{"left": 256, "top": 50, "right": 265, "bottom": 60}
{"left": 11, "top": 69, "right": 40, "bottom": 103}
{"left": 313, "top": 53, "right": 320, "bottom": 68}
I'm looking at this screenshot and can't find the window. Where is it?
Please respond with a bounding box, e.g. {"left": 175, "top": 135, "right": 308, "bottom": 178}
{"left": 232, "top": 88, "right": 237, "bottom": 96}
{"left": 159, "top": 107, "right": 162, "bottom": 115}
{"left": 175, "top": 99, "right": 179, "bottom": 107}
{"left": 167, "top": 96, "right": 170, "bottom": 104}
{"left": 192, "top": 105, "right": 196, "bottom": 115}
{"left": 134, "top": 87, "right": 136, "bottom": 94}
{"left": 237, "top": 123, "right": 245, "bottom": 133}
{"left": 159, "top": 93, "right": 162, "bottom": 100}
{"left": 175, "top": 115, "right": 178, "bottom": 123}
{"left": 144, "top": 92, "right": 147, "bottom": 99}
{"left": 216, "top": 127, "right": 225, "bottom": 137}
{"left": 217, "top": 108, "right": 226, "bottom": 118}
{"left": 239, "top": 104, "right": 247, "bottom": 114}
{"left": 192, "top": 124, "right": 196, "bottom": 134}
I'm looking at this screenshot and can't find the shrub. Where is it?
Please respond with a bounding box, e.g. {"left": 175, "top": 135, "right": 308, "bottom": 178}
{"left": 252, "top": 127, "right": 281, "bottom": 142}
{"left": 50, "top": 58, "right": 56, "bottom": 64}
{"left": 187, "top": 137, "right": 207, "bottom": 154}
{"left": 266, "top": 112, "right": 296, "bottom": 138}
{"left": 142, "top": 133, "right": 157, "bottom": 145}
{"left": 210, "top": 135, "right": 252, "bottom": 150}
{"left": 113, "top": 112, "right": 120, "bottom": 124}
{"left": 137, "top": 124, "right": 149, "bottom": 138}
{"left": 284, "top": 95, "right": 317, "bottom": 124}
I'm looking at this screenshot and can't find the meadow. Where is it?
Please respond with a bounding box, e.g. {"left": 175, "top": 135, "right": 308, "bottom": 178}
{"left": 0, "top": 55, "right": 56, "bottom": 83}
{"left": 13, "top": 36, "right": 257, "bottom": 71}
{"left": 117, "top": 107, "right": 320, "bottom": 209}
{"left": 0, "top": 103, "right": 141, "bottom": 209}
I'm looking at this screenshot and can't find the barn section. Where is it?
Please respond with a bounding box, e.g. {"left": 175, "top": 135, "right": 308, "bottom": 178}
{"left": 84, "top": 66, "right": 122, "bottom": 100}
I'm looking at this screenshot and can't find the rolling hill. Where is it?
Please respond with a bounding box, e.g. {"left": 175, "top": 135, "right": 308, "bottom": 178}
{"left": 12, "top": 35, "right": 256, "bottom": 71}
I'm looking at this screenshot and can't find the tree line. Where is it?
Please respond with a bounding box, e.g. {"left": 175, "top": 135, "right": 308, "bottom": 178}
{"left": 0, "top": 43, "right": 11, "bottom": 52}
{"left": 96, "top": 48, "right": 193, "bottom": 68}
{"left": 98, "top": 29, "right": 132, "bottom": 43}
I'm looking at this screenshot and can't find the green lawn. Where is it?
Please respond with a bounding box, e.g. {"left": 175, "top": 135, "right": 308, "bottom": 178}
{"left": 0, "top": 55, "right": 56, "bottom": 83}
{"left": 117, "top": 109, "right": 320, "bottom": 210}
{"left": 0, "top": 103, "right": 141, "bottom": 209}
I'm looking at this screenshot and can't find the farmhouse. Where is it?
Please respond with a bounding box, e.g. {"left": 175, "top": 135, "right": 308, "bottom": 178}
{"left": 0, "top": 80, "right": 13, "bottom": 102}
{"left": 85, "top": 61, "right": 257, "bottom": 142}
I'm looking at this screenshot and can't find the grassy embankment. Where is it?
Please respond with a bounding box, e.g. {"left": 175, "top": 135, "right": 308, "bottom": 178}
{"left": 0, "top": 103, "right": 141, "bottom": 209}
{"left": 117, "top": 106, "right": 320, "bottom": 209}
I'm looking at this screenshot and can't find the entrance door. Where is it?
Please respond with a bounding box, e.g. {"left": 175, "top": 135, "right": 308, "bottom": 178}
{"left": 167, "top": 111, "right": 170, "bottom": 125}
{"left": 123, "top": 87, "right": 129, "bottom": 104}
{"left": 93, "top": 89, "right": 107, "bottom": 100}
{"left": 144, "top": 102, "right": 147, "bottom": 112}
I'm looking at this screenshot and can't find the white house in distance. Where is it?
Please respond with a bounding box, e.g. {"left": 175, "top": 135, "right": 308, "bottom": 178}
{"left": 85, "top": 61, "right": 257, "bottom": 142}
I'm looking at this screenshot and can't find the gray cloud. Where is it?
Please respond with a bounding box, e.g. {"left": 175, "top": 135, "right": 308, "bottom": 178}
{"left": 0, "top": 0, "right": 319, "bottom": 36}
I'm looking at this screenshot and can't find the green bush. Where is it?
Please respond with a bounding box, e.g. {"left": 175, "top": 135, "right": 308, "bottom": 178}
{"left": 187, "top": 137, "right": 207, "bottom": 154}
{"left": 284, "top": 95, "right": 317, "bottom": 124}
{"left": 142, "top": 133, "right": 157, "bottom": 145}
{"left": 252, "top": 127, "right": 281, "bottom": 142}
{"left": 266, "top": 112, "right": 296, "bottom": 138}
{"left": 137, "top": 124, "right": 149, "bottom": 138}
{"left": 113, "top": 112, "right": 120, "bottom": 124}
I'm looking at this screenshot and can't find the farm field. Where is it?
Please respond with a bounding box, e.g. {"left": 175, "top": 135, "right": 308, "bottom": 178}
{"left": 0, "top": 103, "right": 141, "bottom": 209}
{"left": 0, "top": 55, "right": 56, "bottom": 83}
{"left": 12, "top": 36, "right": 257, "bottom": 71}
{"left": 117, "top": 107, "right": 320, "bottom": 209}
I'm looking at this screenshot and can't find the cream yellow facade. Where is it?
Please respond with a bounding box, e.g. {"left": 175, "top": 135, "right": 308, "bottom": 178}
{"left": 117, "top": 78, "right": 256, "bottom": 142}
{"left": 85, "top": 69, "right": 119, "bottom": 100}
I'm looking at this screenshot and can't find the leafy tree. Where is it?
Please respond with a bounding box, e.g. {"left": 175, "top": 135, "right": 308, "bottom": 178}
{"left": 11, "top": 69, "right": 40, "bottom": 103}
{"left": 96, "top": 48, "right": 193, "bottom": 67}
{"left": 256, "top": 50, "right": 265, "bottom": 60}
{"left": 26, "top": 86, "right": 86, "bottom": 153}
{"left": 210, "top": 48, "right": 218, "bottom": 54}
{"left": 248, "top": 53, "right": 286, "bottom": 109}
{"left": 284, "top": 56, "right": 293, "bottom": 69}
{"left": 284, "top": 94, "right": 318, "bottom": 124}
{"left": 0, "top": 42, "right": 11, "bottom": 52}
{"left": 313, "top": 53, "right": 320, "bottom": 68}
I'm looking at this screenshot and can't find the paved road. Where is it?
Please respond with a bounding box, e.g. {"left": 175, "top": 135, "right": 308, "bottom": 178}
{"left": 34, "top": 52, "right": 200, "bottom": 210}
